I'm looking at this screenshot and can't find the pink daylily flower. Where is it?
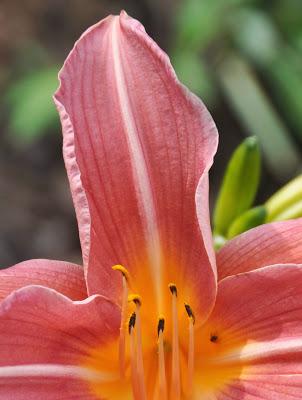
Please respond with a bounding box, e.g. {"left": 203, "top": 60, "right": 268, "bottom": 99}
{"left": 1, "top": 11, "right": 302, "bottom": 400}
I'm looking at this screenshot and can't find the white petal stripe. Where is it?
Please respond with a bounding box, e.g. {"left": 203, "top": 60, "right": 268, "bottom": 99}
{"left": 111, "top": 17, "right": 162, "bottom": 304}
{"left": 212, "top": 339, "right": 302, "bottom": 364}
{"left": 0, "top": 364, "right": 117, "bottom": 382}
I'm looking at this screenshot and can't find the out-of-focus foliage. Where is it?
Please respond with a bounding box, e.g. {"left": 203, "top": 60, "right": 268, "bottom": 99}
{"left": 173, "top": 0, "right": 302, "bottom": 181}
{"left": 3, "top": 0, "right": 302, "bottom": 174}
{"left": 6, "top": 67, "right": 59, "bottom": 143}
{"left": 218, "top": 56, "right": 300, "bottom": 181}
{"left": 1, "top": 0, "right": 301, "bottom": 265}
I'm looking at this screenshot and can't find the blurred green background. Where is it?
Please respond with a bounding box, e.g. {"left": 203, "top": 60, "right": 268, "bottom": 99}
{"left": 1, "top": 0, "right": 301, "bottom": 266}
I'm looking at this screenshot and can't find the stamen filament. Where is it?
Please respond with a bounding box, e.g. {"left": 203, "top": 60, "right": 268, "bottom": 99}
{"left": 129, "top": 313, "right": 140, "bottom": 400}
{"left": 169, "top": 284, "right": 181, "bottom": 400}
{"left": 119, "top": 276, "right": 128, "bottom": 378}
{"left": 157, "top": 317, "right": 167, "bottom": 400}
{"left": 185, "top": 303, "right": 195, "bottom": 397}
{"left": 129, "top": 295, "right": 147, "bottom": 400}
{"left": 112, "top": 265, "right": 129, "bottom": 378}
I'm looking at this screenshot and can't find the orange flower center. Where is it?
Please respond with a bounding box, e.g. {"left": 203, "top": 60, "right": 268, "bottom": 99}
{"left": 83, "top": 265, "right": 243, "bottom": 400}
{"left": 112, "top": 265, "right": 195, "bottom": 400}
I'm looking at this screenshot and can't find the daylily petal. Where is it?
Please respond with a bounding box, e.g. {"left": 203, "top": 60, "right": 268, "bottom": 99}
{"left": 216, "top": 375, "right": 302, "bottom": 400}
{"left": 217, "top": 218, "right": 302, "bottom": 280}
{"left": 0, "top": 285, "right": 128, "bottom": 399}
{"left": 54, "top": 12, "right": 218, "bottom": 319}
{"left": 0, "top": 259, "right": 87, "bottom": 301}
{"left": 0, "top": 367, "right": 96, "bottom": 400}
{"left": 195, "top": 264, "right": 302, "bottom": 398}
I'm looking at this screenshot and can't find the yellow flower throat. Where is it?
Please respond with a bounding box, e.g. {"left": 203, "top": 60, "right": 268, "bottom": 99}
{"left": 84, "top": 265, "right": 242, "bottom": 400}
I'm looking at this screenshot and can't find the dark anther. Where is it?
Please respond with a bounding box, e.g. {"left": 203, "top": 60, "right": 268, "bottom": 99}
{"left": 157, "top": 318, "right": 165, "bottom": 337}
{"left": 184, "top": 303, "right": 195, "bottom": 325}
{"left": 168, "top": 283, "right": 177, "bottom": 296}
{"left": 128, "top": 294, "right": 142, "bottom": 306}
{"left": 210, "top": 334, "right": 218, "bottom": 343}
{"left": 128, "top": 312, "right": 136, "bottom": 334}
{"left": 133, "top": 298, "right": 141, "bottom": 306}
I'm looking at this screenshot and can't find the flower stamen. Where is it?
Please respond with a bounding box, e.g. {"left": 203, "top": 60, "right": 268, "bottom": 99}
{"left": 185, "top": 303, "right": 195, "bottom": 397}
{"left": 168, "top": 283, "right": 181, "bottom": 400}
{"left": 157, "top": 316, "right": 167, "bottom": 400}
{"left": 128, "top": 294, "right": 147, "bottom": 400}
{"left": 112, "top": 265, "right": 130, "bottom": 378}
{"left": 129, "top": 312, "right": 139, "bottom": 400}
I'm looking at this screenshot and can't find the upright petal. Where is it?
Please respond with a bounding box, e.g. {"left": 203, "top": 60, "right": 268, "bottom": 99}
{"left": 217, "top": 218, "right": 302, "bottom": 280}
{"left": 0, "top": 259, "right": 87, "bottom": 301}
{"left": 194, "top": 265, "right": 302, "bottom": 399}
{"left": 54, "top": 12, "right": 218, "bottom": 319}
{"left": 0, "top": 285, "right": 129, "bottom": 399}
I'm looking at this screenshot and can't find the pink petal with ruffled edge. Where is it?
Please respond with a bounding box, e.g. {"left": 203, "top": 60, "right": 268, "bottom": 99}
{"left": 0, "top": 285, "right": 123, "bottom": 399}
{"left": 196, "top": 264, "right": 302, "bottom": 399}
{"left": 217, "top": 218, "right": 302, "bottom": 280}
{"left": 0, "top": 259, "right": 87, "bottom": 301}
{"left": 54, "top": 11, "right": 218, "bottom": 319}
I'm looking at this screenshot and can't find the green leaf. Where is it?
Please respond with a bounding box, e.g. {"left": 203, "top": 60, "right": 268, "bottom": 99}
{"left": 274, "top": 0, "right": 302, "bottom": 43}
{"left": 6, "top": 66, "right": 59, "bottom": 143}
{"left": 174, "top": 0, "right": 257, "bottom": 51}
{"left": 229, "top": 8, "right": 280, "bottom": 66}
{"left": 227, "top": 205, "right": 267, "bottom": 238}
{"left": 174, "top": 0, "right": 224, "bottom": 51}
{"left": 218, "top": 55, "right": 301, "bottom": 181}
{"left": 213, "top": 136, "right": 261, "bottom": 235}
{"left": 267, "top": 55, "right": 302, "bottom": 141}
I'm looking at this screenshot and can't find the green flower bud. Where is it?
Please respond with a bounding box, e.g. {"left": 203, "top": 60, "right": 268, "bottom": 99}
{"left": 269, "top": 200, "right": 302, "bottom": 222}
{"left": 227, "top": 206, "right": 267, "bottom": 239}
{"left": 265, "top": 175, "right": 302, "bottom": 222}
{"left": 213, "top": 136, "right": 261, "bottom": 235}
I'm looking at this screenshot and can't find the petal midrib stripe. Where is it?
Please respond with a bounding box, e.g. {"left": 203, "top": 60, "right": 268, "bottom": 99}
{"left": 0, "top": 364, "right": 116, "bottom": 382}
{"left": 111, "top": 17, "right": 162, "bottom": 305}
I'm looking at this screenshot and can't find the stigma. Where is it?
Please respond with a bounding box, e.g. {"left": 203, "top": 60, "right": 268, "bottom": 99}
{"left": 112, "top": 265, "right": 197, "bottom": 399}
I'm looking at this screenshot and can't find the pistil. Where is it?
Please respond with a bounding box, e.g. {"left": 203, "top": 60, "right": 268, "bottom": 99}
{"left": 169, "top": 284, "right": 181, "bottom": 400}
{"left": 112, "top": 265, "right": 130, "bottom": 378}
{"left": 185, "top": 303, "right": 195, "bottom": 397}
{"left": 157, "top": 317, "right": 167, "bottom": 400}
{"left": 128, "top": 295, "right": 147, "bottom": 400}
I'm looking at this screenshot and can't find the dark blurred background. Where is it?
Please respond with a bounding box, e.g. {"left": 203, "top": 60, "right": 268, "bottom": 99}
{"left": 1, "top": 0, "right": 302, "bottom": 267}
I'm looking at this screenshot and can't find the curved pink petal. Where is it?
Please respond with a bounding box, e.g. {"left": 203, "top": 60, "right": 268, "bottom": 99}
{"left": 54, "top": 12, "right": 218, "bottom": 319}
{"left": 217, "top": 375, "right": 302, "bottom": 400}
{"left": 0, "top": 259, "right": 87, "bottom": 301}
{"left": 217, "top": 218, "right": 302, "bottom": 280}
{"left": 0, "top": 285, "right": 122, "bottom": 399}
{"left": 198, "top": 264, "right": 302, "bottom": 399}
